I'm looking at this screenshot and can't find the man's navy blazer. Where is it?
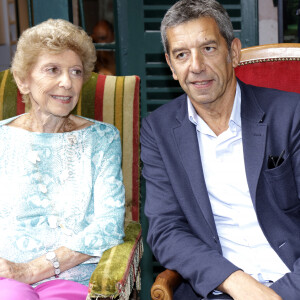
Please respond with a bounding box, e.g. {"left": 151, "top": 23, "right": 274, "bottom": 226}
{"left": 141, "top": 80, "right": 300, "bottom": 299}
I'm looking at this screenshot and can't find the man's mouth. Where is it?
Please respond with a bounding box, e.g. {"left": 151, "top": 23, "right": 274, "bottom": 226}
{"left": 191, "top": 80, "right": 213, "bottom": 87}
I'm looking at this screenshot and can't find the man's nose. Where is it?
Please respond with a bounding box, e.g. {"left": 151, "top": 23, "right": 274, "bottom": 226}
{"left": 59, "top": 72, "right": 72, "bottom": 89}
{"left": 190, "top": 51, "right": 205, "bottom": 73}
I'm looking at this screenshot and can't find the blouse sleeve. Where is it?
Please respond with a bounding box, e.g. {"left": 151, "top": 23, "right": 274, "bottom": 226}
{"left": 67, "top": 124, "right": 125, "bottom": 258}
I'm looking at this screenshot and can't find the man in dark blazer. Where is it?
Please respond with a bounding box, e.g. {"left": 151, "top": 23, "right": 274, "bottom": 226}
{"left": 140, "top": 0, "right": 300, "bottom": 299}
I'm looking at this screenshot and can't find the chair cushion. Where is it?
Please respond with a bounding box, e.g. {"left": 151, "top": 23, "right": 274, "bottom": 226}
{"left": 87, "top": 222, "right": 143, "bottom": 300}
{"left": 235, "top": 59, "right": 300, "bottom": 94}
{"left": 0, "top": 70, "right": 140, "bottom": 223}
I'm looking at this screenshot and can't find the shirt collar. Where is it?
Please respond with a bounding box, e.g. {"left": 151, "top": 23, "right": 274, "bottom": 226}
{"left": 187, "top": 82, "right": 241, "bottom": 135}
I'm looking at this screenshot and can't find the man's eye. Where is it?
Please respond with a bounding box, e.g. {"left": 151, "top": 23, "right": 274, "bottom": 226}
{"left": 177, "top": 52, "right": 186, "bottom": 59}
{"left": 204, "top": 46, "right": 215, "bottom": 53}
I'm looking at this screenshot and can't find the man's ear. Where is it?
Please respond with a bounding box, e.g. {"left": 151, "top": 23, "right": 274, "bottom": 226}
{"left": 230, "top": 38, "right": 242, "bottom": 68}
{"left": 13, "top": 72, "right": 30, "bottom": 95}
{"left": 165, "top": 53, "right": 178, "bottom": 81}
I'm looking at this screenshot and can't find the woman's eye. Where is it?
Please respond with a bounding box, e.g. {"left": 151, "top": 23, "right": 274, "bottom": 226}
{"left": 71, "top": 69, "right": 83, "bottom": 76}
{"left": 46, "top": 67, "right": 59, "bottom": 74}
{"left": 48, "top": 67, "right": 58, "bottom": 73}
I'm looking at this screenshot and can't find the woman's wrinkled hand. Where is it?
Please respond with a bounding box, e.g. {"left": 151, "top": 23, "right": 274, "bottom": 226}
{"left": 0, "top": 247, "right": 92, "bottom": 285}
{"left": 0, "top": 257, "right": 32, "bottom": 284}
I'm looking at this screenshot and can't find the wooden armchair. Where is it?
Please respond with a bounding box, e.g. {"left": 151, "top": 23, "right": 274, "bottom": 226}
{"left": 150, "top": 43, "right": 300, "bottom": 300}
{"left": 0, "top": 70, "right": 142, "bottom": 300}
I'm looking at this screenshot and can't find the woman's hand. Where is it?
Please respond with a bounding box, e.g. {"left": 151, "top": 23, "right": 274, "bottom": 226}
{"left": 0, "top": 258, "right": 32, "bottom": 284}
{"left": 0, "top": 247, "right": 91, "bottom": 285}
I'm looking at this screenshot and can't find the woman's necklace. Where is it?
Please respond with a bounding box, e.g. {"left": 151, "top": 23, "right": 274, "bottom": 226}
{"left": 23, "top": 113, "right": 76, "bottom": 133}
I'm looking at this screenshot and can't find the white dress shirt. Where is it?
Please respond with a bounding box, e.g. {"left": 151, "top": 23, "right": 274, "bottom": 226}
{"left": 187, "top": 83, "right": 290, "bottom": 283}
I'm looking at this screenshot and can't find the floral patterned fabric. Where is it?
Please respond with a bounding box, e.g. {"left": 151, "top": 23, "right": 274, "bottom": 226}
{"left": 0, "top": 115, "right": 125, "bottom": 286}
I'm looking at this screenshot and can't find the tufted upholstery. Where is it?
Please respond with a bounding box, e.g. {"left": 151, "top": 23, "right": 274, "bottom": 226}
{"left": 235, "top": 43, "right": 300, "bottom": 93}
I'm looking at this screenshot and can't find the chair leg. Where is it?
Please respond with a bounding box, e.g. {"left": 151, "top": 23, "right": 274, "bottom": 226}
{"left": 129, "top": 288, "right": 139, "bottom": 300}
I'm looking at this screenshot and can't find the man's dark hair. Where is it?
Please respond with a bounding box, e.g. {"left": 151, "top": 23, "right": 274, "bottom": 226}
{"left": 161, "top": 0, "right": 235, "bottom": 54}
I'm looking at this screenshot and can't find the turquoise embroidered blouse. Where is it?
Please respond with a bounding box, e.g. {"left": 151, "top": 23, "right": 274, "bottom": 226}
{"left": 0, "top": 116, "right": 125, "bottom": 286}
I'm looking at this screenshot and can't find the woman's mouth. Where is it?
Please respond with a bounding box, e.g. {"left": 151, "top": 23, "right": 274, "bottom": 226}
{"left": 51, "top": 95, "right": 72, "bottom": 102}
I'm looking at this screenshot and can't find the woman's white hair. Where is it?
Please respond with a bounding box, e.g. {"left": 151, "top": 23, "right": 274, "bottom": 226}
{"left": 11, "top": 18, "right": 96, "bottom": 82}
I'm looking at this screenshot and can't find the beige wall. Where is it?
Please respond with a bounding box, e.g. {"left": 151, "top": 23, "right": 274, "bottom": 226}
{"left": 259, "top": 0, "right": 278, "bottom": 44}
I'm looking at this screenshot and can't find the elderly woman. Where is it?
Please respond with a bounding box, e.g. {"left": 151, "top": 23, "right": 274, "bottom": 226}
{"left": 0, "top": 19, "right": 125, "bottom": 299}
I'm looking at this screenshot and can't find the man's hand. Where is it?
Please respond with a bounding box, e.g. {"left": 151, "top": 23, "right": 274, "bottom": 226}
{"left": 217, "top": 270, "right": 282, "bottom": 300}
{"left": 0, "top": 257, "right": 32, "bottom": 284}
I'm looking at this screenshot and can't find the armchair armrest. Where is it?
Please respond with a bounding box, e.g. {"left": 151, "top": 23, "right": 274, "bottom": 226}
{"left": 151, "top": 269, "right": 182, "bottom": 300}
{"left": 87, "top": 221, "right": 143, "bottom": 300}
{"left": 151, "top": 270, "right": 234, "bottom": 300}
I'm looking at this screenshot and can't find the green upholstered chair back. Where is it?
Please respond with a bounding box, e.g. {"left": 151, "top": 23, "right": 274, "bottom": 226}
{"left": 0, "top": 70, "right": 140, "bottom": 224}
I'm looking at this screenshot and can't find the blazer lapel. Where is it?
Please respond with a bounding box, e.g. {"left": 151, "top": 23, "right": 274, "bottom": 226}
{"left": 173, "top": 98, "right": 218, "bottom": 236}
{"left": 172, "top": 81, "right": 267, "bottom": 233}
{"left": 240, "top": 81, "right": 267, "bottom": 205}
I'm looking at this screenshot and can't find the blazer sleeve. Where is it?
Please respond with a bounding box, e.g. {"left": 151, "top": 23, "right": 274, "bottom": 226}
{"left": 140, "top": 116, "right": 239, "bottom": 297}
{"left": 270, "top": 258, "right": 300, "bottom": 299}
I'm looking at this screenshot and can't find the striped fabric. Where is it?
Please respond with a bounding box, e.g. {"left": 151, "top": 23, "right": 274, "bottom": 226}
{"left": 0, "top": 70, "right": 140, "bottom": 223}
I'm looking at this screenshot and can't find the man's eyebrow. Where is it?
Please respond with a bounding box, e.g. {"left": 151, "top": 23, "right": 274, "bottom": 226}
{"left": 171, "top": 40, "right": 218, "bottom": 55}
{"left": 171, "top": 47, "right": 186, "bottom": 55}
{"left": 201, "top": 39, "right": 218, "bottom": 46}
